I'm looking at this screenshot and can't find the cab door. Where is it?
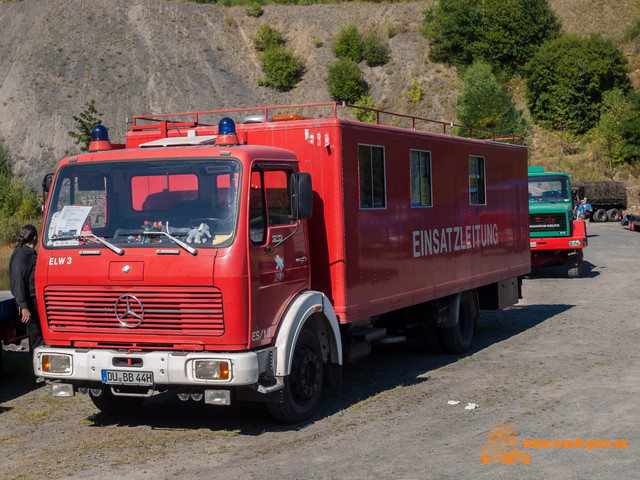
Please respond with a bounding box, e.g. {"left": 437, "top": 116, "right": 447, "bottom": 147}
{"left": 248, "top": 165, "right": 310, "bottom": 347}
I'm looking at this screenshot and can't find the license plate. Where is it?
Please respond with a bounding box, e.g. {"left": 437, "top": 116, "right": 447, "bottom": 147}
{"left": 101, "top": 370, "right": 153, "bottom": 386}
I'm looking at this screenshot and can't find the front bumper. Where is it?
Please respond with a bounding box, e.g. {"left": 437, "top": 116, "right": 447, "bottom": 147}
{"left": 529, "top": 236, "right": 586, "bottom": 251}
{"left": 33, "top": 346, "right": 272, "bottom": 387}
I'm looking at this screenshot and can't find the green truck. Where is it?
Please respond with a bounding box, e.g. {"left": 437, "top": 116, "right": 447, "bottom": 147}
{"left": 528, "top": 167, "right": 587, "bottom": 278}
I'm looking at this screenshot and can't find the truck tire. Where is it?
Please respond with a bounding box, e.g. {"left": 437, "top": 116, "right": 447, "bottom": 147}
{"left": 268, "top": 327, "right": 324, "bottom": 423}
{"left": 89, "top": 387, "right": 145, "bottom": 415}
{"left": 593, "top": 209, "right": 607, "bottom": 222}
{"left": 439, "top": 292, "right": 477, "bottom": 354}
{"left": 607, "top": 209, "right": 620, "bottom": 222}
{"left": 567, "top": 251, "right": 583, "bottom": 278}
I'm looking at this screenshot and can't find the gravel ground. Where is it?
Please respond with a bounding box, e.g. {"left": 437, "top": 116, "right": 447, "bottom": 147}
{"left": 1, "top": 221, "right": 638, "bottom": 479}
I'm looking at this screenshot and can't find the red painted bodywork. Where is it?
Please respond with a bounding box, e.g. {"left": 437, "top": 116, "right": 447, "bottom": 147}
{"left": 37, "top": 104, "right": 530, "bottom": 353}
{"left": 529, "top": 220, "right": 586, "bottom": 267}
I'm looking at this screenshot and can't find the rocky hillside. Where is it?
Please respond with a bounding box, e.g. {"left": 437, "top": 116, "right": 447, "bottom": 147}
{"left": 0, "top": 0, "right": 638, "bottom": 188}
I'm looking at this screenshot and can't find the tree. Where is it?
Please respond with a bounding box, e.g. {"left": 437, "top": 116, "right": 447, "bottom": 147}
{"left": 327, "top": 58, "right": 367, "bottom": 104}
{"left": 524, "top": 34, "right": 630, "bottom": 133}
{"left": 68, "top": 99, "right": 102, "bottom": 152}
{"left": 619, "top": 91, "right": 640, "bottom": 162}
{"left": 422, "top": 0, "right": 560, "bottom": 77}
{"left": 456, "top": 60, "right": 528, "bottom": 139}
{"left": 597, "top": 89, "right": 631, "bottom": 169}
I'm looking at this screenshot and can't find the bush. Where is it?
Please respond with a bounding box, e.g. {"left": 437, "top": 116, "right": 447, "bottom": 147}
{"left": 422, "top": 0, "right": 561, "bottom": 77}
{"left": 258, "top": 46, "right": 304, "bottom": 91}
{"left": 362, "top": 31, "right": 389, "bottom": 67}
{"left": 253, "top": 23, "right": 284, "bottom": 52}
{"left": 327, "top": 58, "right": 367, "bottom": 104}
{"left": 332, "top": 23, "right": 364, "bottom": 63}
{"left": 524, "top": 34, "right": 630, "bottom": 134}
{"left": 246, "top": 3, "right": 263, "bottom": 17}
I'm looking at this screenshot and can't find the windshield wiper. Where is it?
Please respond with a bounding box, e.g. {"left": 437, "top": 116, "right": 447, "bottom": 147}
{"left": 50, "top": 233, "right": 124, "bottom": 255}
{"left": 141, "top": 230, "right": 198, "bottom": 256}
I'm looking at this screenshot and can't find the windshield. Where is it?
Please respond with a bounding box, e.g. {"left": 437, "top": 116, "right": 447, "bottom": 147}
{"left": 528, "top": 175, "right": 571, "bottom": 203}
{"left": 44, "top": 159, "right": 240, "bottom": 250}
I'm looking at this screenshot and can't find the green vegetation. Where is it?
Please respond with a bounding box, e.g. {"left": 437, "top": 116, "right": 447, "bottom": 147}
{"left": 362, "top": 31, "right": 389, "bottom": 67}
{"left": 623, "top": 19, "right": 640, "bottom": 41}
{"left": 422, "top": 0, "right": 561, "bottom": 77}
{"left": 619, "top": 91, "right": 640, "bottom": 162}
{"left": 332, "top": 23, "right": 389, "bottom": 67}
{"left": 456, "top": 60, "right": 529, "bottom": 139}
{"left": 597, "top": 89, "right": 630, "bottom": 167}
{"left": 245, "top": 2, "right": 263, "bottom": 17}
{"left": 255, "top": 24, "right": 304, "bottom": 91}
{"left": 0, "top": 137, "right": 41, "bottom": 245}
{"left": 67, "top": 99, "right": 102, "bottom": 152}
{"left": 258, "top": 46, "right": 305, "bottom": 91}
{"left": 332, "top": 23, "right": 364, "bottom": 63}
{"left": 523, "top": 34, "right": 629, "bottom": 134}
{"left": 327, "top": 58, "right": 367, "bottom": 103}
{"left": 402, "top": 75, "right": 422, "bottom": 104}
{"left": 253, "top": 23, "right": 283, "bottom": 52}
{"left": 354, "top": 95, "right": 377, "bottom": 123}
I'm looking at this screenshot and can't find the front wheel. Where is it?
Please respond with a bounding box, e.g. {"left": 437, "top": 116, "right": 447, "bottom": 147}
{"left": 567, "top": 251, "right": 583, "bottom": 278}
{"left": 268, "top": 327, "right": 324, "bottom": 424}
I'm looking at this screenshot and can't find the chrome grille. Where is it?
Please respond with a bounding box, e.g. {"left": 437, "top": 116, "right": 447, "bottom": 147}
{"left": 44, "top": 286, "right": 224, "bottom": 336}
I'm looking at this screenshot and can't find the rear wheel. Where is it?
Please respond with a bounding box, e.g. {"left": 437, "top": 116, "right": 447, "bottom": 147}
{"left": 268, "top": 327, "right": 324, "bottom": 423}
{"left": 593, "top": 209, "right": 607, "bottom": 222}
{"left": 440, "top": 292, "right": 477, "bottom": 354}
{"left": 89, "top": 388, "right": 145, "bottom": 415}
{"left": 607, "top": 209, "right": 620, "bottom": 222}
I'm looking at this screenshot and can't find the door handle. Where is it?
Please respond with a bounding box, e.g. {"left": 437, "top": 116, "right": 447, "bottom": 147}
{"left": 296, "top": 257, "right": 307, "bottom": 263}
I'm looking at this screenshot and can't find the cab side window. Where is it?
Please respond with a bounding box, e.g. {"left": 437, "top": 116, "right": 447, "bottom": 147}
{"left": 249, "top": 169, "right": 266, "bottom": 245}
{"left": 249, "top": 167, "right": 295, "bottom": 245}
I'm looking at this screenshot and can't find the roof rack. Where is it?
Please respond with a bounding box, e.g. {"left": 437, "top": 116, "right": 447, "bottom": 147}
{"left": 129, "top": 102, "right": 524, "bottom": 146}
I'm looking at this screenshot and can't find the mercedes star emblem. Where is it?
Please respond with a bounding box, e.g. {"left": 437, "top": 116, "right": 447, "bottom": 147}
{"left": 114, "top": 294, "right": 144, "bottom": 328}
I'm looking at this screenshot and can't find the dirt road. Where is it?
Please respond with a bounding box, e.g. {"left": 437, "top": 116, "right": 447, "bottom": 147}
{"left": 1, "top": 221, "right": 638, "bottom": 479}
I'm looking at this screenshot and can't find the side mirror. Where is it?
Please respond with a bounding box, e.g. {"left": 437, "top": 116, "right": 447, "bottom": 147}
{"left": 292, "top": 172, "right": 313, "bottom": 220}
{"left": 578, "top": 186, "right": 585, "bottom": 200}
{"left": 42, "top": 173, "right": 53, "bottom": 193}
{"left": 41, "top": 173, "right": 54, "bottom": 213}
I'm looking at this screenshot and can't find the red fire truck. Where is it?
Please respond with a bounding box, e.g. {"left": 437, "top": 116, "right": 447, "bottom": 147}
{"left": 34, "top": 102, "right": 530, "bottom": 423}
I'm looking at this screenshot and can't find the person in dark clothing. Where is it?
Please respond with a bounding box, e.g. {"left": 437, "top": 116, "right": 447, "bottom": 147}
{"left": 9, "top": 224, "right": 44, "bottom": 374}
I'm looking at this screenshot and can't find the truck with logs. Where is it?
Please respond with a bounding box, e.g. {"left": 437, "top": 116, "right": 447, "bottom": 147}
{"left": 571, "top": 181, "right": 627, "bottom": 222}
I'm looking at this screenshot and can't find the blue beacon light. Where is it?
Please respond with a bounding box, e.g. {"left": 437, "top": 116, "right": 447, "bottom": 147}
{"left": 215, "top": 117, "right": 239, "bottom": 145}
{"left": 88, "top": 124, "right": 112, "bottom": 151}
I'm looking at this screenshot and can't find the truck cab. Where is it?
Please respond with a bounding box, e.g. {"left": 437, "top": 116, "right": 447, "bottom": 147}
{"left": 33, "top": 123, "right": 332, "bottom": 422}
{"left": 528, "top": 166, "right": 587, "bottom": 278}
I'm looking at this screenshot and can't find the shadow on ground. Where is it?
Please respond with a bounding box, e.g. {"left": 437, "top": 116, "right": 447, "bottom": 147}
{"left": 528, "top": 261, "right": 599, "bottom": 279}
{"left": 48, "top": 303, "right": 574, "bottom": 434}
